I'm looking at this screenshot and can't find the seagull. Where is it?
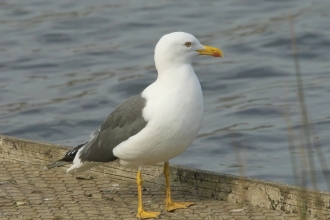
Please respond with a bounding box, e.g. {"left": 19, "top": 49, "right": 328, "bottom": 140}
{"left": 45, "top": 32, "right": 223, "bottom": 219}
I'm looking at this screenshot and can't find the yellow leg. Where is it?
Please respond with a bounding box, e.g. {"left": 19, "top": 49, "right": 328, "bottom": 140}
{"left": 136, "top": 169, "right": 161, "bottom": 219}
{"left": 164, "top": 161, "right": 195, "bottom": 211}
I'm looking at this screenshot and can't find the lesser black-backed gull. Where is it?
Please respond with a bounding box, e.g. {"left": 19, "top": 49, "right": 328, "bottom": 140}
{"left": 45, "top": 32, "right": 223, "bottom": 219}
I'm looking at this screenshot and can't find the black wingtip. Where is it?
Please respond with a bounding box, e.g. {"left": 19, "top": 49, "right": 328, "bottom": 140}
{"left": 44, "top": 142, "right": 87, "bottom": 170}
{"left": 43, "top": 160, "right": 70, "bottom": 170}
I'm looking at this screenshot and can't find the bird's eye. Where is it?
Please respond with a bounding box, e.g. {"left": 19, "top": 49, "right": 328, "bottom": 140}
{"left": 185, "top": 42, "right": 192, "bottom": 47}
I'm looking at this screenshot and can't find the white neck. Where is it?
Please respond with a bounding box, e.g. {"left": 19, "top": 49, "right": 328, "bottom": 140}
{"left": 142, "top": 63, "right": 202, "bottom": 103}
{"left": 156, "top": 64, "right": 194, "bottom": 84}
{"left": 154, "top": 51, "right": 193, "bottom": 73}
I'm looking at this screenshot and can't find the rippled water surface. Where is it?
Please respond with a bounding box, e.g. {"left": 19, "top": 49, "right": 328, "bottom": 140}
{"left": 1, "top": 0, "right": 330, "bottom": 190}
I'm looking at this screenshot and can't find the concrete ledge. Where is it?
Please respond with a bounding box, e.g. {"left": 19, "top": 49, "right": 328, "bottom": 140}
{"left": 0, "top": 134, "right": 329, "bottom": 219}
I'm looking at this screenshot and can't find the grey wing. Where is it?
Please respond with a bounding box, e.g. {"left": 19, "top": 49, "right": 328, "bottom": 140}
{"left": 78, "top": 95, "right": 148, "bottom": 163}
{"left": 90, "top": 128, "right": 99, "bottom": 139}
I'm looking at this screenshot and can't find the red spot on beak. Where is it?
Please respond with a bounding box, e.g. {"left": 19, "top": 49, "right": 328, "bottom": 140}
{"left": 213, "top": 52, "right": 220, "bottom": 57}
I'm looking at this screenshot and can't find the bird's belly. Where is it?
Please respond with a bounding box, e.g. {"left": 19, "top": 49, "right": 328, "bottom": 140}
{"left": 113, "top": 99, "right": 203, "bottom": 167}
{"left": 116, "top": 126, "right": 199, "bottom": 167}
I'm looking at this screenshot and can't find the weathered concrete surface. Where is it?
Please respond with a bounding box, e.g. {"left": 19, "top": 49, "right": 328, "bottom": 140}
{"left": 0, "top": 134, "right": 327, "bottom": 219}
{"left": 0, "top": 159, "right": 301, "bottom": 220}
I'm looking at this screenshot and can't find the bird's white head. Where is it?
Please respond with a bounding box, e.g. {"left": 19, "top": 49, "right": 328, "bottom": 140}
{"left": 154, "top": 32, "right": 223, "bottom": 72}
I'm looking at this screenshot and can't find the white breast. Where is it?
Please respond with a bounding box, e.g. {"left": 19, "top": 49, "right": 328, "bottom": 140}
{"left": 113, "top": 65, "right": 204, "bottom": 167}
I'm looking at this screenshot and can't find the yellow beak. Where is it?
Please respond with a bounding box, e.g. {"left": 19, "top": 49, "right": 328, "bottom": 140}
{"left": 196, "top": 45, "right": 224, "bottom": 58}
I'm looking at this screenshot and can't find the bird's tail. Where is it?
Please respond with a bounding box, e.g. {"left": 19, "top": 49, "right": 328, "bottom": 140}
{"left": 43, "top": 142, "right": 87, "bottom": 170}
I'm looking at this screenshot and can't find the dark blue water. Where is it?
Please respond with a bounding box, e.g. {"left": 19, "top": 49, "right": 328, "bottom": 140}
{"left": 1, "top": 0, "right": 330, "bottom": 190}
